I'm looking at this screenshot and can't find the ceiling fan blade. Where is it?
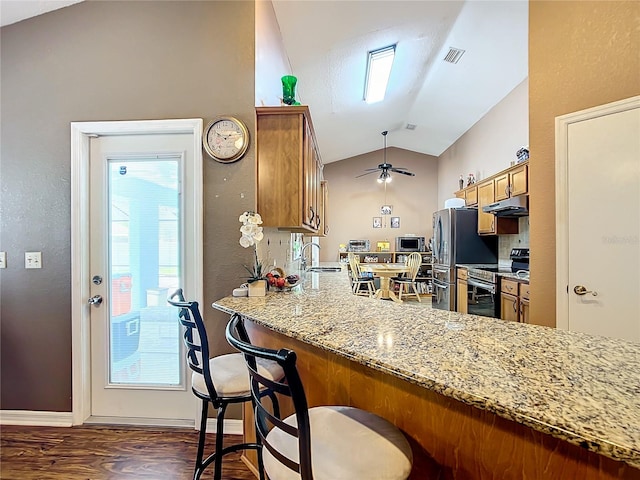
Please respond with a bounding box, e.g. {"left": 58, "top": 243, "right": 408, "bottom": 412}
{"left": 355, "top": 170, "right": 379, "bottom": 178}
{"left": 391, "top": 169, "right": 416, "bottom": 176}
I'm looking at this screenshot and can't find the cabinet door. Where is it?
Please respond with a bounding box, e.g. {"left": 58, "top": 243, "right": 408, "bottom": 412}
{"left": 457, "top": 279, "right": 468, "bottom": 313}
{"left": 465, "top": 187, "right": 478, "bottom": 206}
{"left": 318, "top": 180, "right": 329, "bottom": 236}
{"left": 494, "top": 173, "right": 510, "bottom": 201}
{"left": 477, "top": 181, "right": 495, "bottom": 234}
{"left": 302, "top": 122, "right": 315, "bottom": 228}
{"left": 520, "top": 299, "right": 530, "bottom": 323}
{"left": 500, "top": 293, "right": 519, "bottom": 321}
{"left": 256, "top": 110, "right": 304, "bottom": 229}
{"left": 510, "top": 164, "right": 528, "bottom": 196}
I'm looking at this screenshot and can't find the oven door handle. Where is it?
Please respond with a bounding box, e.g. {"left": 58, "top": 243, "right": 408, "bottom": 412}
{"left": 432, "top": 280, "right": 449, "bottom": 289}
{"left": 467, "top": 278, "right": 496, "bottom": 294}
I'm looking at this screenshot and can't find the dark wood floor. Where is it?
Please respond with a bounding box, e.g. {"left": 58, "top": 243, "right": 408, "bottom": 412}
{"left": 0, "top": 424, "right": 257, "bottom": 480}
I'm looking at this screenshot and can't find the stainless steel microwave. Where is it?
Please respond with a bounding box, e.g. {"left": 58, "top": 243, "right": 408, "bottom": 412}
{"left": 395, "top": 236, "right": 425, "bottom": 252}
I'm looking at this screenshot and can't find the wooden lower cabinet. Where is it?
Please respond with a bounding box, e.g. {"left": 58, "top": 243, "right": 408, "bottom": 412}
{"left": 241, "top": 320, "right": 636, "bottom": 480}
{"left": 456, "top": 268, "right": 468, "bottom": 313}
{"left": 520, "top": 281, "right": 531, "bottom": 323}
{"left": 500, "top": 278, "right": 520, "bottom": 322}
{"left": 501, "top": 278, "right": 530, "bottom": 323}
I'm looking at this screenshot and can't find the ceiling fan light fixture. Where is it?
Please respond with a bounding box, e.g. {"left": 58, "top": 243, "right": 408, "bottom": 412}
{"left": 364, "top": 44, "right": 396, "bottom": 104}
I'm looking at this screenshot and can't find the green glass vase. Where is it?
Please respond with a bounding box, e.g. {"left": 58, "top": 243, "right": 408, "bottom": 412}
{"left": 281, "top": 75, "right": 298, "bottom": 105}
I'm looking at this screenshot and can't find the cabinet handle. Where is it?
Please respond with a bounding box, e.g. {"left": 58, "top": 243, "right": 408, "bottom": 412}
{"left": 512, "top": 299, "right": 518, "bottom": 313}
{"left": 309, "top": 206, "right": 315, "bottom": 224}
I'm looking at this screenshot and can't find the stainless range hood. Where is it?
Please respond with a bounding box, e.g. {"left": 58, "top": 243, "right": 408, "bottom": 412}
{"left": 482, "top": 195, "right": 529, "bottom": 217}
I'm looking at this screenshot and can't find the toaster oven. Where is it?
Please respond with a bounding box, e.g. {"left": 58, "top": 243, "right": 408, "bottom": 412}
{"left": 348, "top": 239, "right": 370, "bottom": 252}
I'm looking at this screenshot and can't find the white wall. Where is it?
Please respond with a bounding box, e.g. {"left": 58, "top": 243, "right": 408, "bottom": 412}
{"left": 437, "top": 78, "right": 529, "bottom": 207}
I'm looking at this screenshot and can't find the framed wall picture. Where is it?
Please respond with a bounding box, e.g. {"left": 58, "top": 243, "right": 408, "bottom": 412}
{"left": 373, "top": 217, "right": 382, "bottom": 228}
{"left": 380, "top": 205, "right": 392, "bottom": 215}
{"left": 391, "top": 217, "right": 400, "bottom": 228}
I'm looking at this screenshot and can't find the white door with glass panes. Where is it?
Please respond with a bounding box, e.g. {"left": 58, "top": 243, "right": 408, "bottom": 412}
{"left": 88, "top": 132, "right": 198, "bottom": 421}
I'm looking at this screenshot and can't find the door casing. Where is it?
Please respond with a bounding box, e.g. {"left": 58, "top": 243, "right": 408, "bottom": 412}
{"left": 70, "top": 119, "right": 203, "bottom": 426}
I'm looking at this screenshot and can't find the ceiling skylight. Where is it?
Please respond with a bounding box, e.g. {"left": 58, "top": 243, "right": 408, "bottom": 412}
{"left": 363, "top": 44, "right": 396, "bottom": 104}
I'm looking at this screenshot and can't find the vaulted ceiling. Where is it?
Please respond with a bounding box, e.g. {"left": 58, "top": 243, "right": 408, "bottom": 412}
{"left": 1, "top": 0, "right": 529, "bottom": 164}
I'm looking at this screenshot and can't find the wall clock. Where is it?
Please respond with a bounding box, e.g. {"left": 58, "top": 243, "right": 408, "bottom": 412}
{"left": 203, "top": 116, "right": 250, "bottom": 163}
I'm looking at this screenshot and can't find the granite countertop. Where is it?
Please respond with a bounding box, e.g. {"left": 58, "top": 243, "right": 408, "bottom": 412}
{"left": 212, "top": 268, "right": 640, "bottom": 469}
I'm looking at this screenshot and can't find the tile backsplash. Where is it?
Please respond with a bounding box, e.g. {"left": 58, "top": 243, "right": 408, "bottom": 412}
{"left": 498, "top": 216, "right": 529, "bottom": 262}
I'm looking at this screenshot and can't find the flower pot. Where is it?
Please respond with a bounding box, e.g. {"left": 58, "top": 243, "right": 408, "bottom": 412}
{"left": 248, "top": 279, "right": 267, "bottom": 297}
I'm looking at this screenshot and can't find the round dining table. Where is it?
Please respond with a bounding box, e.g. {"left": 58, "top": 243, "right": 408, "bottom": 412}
{"left": 359, "top": 263, "right": 409, "bottom": 303}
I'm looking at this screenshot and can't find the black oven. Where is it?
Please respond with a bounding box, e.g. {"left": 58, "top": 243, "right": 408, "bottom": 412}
{"left": 466, "top": 276, "right": 499, "bottom": 318}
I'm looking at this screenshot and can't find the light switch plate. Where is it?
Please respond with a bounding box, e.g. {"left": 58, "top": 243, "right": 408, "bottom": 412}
{"left": 0, "top": 252, "right": 6, "bottom": 269}
{"left": 25, "top": 251, "right": 42, "bottom": 269}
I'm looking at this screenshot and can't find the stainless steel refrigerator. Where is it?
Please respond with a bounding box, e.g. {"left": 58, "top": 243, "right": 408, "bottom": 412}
{"left": 431, "top": 208, "right": 498, "bottom": 311}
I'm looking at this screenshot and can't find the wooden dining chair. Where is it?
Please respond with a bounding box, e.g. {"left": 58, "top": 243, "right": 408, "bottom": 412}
{"left": 168, "top": 289, "right": 282, "bottom": 480}
{"left": 391, "top": 252, "right": 422, "bottom": 302}
{"left": 347, "top": 252, "right": 375, "bottom": 297}
{"left": 225, "top": 314, "right": 413, "bottom": 480}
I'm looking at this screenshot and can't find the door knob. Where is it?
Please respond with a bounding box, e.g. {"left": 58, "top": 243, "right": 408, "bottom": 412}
{"left": 573, "top": 285, "right": 597, "bottom": 296}
{"left": 88, "top": 295, "right": 103, "bottom": 306}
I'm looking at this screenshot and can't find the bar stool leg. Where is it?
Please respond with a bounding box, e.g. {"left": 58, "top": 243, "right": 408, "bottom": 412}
{"left": 194, "top": 399, "right": 208, "bottom": 479}
{"left": 213, "top": 403, "right": 229, "bottom": 480}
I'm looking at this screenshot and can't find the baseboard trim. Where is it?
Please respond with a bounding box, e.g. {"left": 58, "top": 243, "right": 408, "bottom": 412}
{"left": 0, "top": 410, "right": 74, "bottom": 427}
{"left": 207, "top": 418, "right": 243, "bottom": 435}
{"left": 0, "top": 410, "right": 243, "bottom": 435}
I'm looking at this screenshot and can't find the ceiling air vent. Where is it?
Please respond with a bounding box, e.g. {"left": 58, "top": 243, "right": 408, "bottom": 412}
{"left": 443, "top": 47, "right": 465, "bottom": 64}
{"left": 405, "top": 124, "right": 416, "bottom": 130}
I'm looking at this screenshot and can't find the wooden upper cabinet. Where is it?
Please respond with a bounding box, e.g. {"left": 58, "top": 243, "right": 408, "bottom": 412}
{"left": 477, "top": 181, "right": 496, "bottom": 234}
{"left": 256, "top": 106, "right": 323, "bottom": 232}
{"left": 454, "top": 185, "right": 478, "bottom": 206}
{"left": 465, "top": 186, "right": 478, "bottom": 206}
{"left": 510, "top": 164, "right": 528, "bottom": 196}
{"left": 318, "top": 180, "right": 329, "bottom": 237}
{"left": 477, "top": 179, "right": 518, "bottom": 235}
{"left": 495, "top": 163, "right": 528, "bottom": 200}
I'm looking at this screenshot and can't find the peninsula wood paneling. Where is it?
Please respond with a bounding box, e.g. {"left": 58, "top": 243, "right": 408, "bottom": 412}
{"left": 243, "top": 320, "right": 640, "bottom": 480}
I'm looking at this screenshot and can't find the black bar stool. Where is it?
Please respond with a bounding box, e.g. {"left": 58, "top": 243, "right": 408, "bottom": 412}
{"left": 168, "top": 289, "right": 283, "bottom": 480}
{"left": 226, "top": 314, "right": 414, "bottom": 480}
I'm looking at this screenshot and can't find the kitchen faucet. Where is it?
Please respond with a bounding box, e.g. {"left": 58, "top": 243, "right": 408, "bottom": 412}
{"left": 300, "top": 242, "right": 321, "bottom": 270}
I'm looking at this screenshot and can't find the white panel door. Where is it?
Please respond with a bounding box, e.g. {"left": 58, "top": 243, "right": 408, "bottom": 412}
{"left": 557, "top": 96, "right": 640, "bottom": 342}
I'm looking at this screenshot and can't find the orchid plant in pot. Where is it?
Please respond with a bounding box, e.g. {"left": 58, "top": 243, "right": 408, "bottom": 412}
{"left": 239, "top": 211, "right": 267, "bottom": 296}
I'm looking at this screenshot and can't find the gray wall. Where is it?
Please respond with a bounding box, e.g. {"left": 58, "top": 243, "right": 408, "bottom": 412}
{"left": 0, "top": 1, "right": 256, "bottom": 411}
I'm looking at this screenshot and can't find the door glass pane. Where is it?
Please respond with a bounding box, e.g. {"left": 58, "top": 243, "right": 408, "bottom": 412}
{"left": 108, "top": 159, "right": 181, "bottom": 386}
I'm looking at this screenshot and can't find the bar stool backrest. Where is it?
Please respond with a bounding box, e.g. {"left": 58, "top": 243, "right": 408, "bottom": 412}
{"left": 168, "top": 289, "right": 219, "bottom": 400}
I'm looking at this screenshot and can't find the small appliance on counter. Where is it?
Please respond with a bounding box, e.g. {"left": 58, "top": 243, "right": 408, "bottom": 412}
{"left": 395, "top": 236, "right": 426, "bottom": 252}
{"left": 348, "top": 239, "right": 370, "bottom": 252}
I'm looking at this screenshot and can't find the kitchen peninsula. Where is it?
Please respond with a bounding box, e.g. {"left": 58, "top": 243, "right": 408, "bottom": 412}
{"left": 213, "top": 269, "right": 639, "bottom": 479}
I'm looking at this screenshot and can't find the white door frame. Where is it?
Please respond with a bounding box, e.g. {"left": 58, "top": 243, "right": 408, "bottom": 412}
{"left": 70, "top": 119, "right": 203, "bottom": 426}
{"left": 555, "top": 95, "right": 640, "bottom": 331}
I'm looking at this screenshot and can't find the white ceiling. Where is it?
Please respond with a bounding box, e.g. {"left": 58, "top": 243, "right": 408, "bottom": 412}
{"left": 1, "top": 0, "right": 529, "bottom": 165}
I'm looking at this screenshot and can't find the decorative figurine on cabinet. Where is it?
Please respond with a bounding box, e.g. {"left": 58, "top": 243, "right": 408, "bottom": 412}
{"left": 467, "top": 173, "right": 476, "bottom": 187}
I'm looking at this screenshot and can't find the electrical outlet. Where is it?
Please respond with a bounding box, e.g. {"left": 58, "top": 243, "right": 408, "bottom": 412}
{"left": 0, "top": 252, "right": 6, "bottom": 269}
{"left": 25, "top": 251, "right": 42, "bottom": 269}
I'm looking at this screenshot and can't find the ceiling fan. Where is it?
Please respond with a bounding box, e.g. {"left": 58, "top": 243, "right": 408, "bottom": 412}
{"left": 355, "top": 131, "right": 416, "bottom": 183}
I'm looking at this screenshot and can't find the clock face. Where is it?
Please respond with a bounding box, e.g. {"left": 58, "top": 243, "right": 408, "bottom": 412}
{"left": 204, "top": 117, "right": 249, "bottom": 163}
